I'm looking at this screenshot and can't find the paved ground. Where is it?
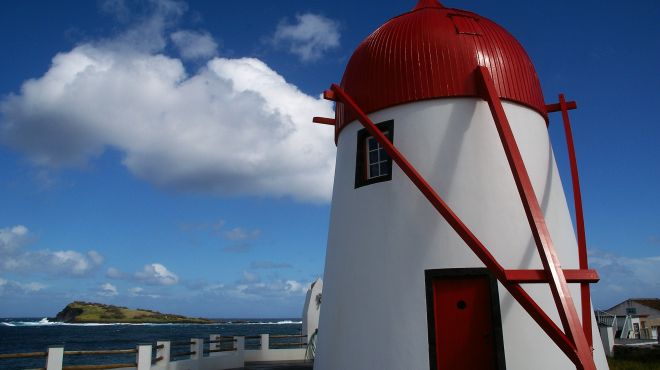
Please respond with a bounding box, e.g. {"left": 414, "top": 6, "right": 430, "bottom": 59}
{"left": 230, "top": 361, "right": 313, "bottom": 370}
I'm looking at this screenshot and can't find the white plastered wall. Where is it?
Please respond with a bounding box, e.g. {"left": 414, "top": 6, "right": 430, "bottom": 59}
{"left": 315, "top": 98, "right": 608, "bottom": 370}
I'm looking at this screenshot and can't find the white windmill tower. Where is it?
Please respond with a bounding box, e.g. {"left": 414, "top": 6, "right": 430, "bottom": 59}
{"left": 312, "top": 1, "right": 609, "bottom": 369}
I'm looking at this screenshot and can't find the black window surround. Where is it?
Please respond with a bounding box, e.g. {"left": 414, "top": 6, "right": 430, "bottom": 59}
{"left": 355, "top": 120, "right": 394, "bottom": 188}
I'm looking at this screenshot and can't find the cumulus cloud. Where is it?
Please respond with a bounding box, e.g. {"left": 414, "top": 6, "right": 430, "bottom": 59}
{"left": 135, "top": 263, "right": 179, "bottom": 285}
{"left": 0, "top": 225, "right": 103, "bottom": 277}
{"left": 99, "top": 282, "right": 118, "bottom": 297}
{"left": 171, "top": 30, "right": 218, "bottom": 60}
{"left": 0, "top": 225, "right": 30, "bottom": 254}
{"left": 0, "top": 277, "right": 47, "bottom": 295}
{"left": 202, "top": 269, "right": 309, "bottom": 301}
{"left": 224, "top": 278, "right": 309, "bottom": 300}
{"left": 128, "top": 286, "right": 161, "bottom": 298}
{"left": 589, "top": 249, "right": 660, "bottom": 308}
{"left": 273, "top": 13, "right": 340, "bottom": 62}
{"left": 0, "top": 4, "right": 335, "bottom": 203}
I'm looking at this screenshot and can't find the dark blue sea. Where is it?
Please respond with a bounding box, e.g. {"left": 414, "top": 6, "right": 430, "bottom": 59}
{"left": 0, "top": 317, "right": 303, "bottom": 370}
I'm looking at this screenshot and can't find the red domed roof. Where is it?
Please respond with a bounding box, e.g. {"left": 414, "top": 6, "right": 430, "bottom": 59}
{"left": 335, "top": 0, "right": 546, "bottom": 136}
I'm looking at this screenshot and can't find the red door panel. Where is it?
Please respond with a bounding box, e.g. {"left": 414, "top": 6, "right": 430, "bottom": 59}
{"left": 433, "top": 276, "right": 497, "bottom": 370}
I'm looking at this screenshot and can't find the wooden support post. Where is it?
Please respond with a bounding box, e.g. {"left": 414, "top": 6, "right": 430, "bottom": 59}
{"left": 476, "top": 66, "right": 595, "bottom": 370}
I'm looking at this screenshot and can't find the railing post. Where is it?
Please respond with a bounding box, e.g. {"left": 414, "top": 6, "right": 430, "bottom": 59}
{"left": 46, "top": 345, "right": 64, "bottom": 370}
{"left": 209, "top": 334, "right": 220, "bottom": 356}
{"left": 136, "top": 344, "right": 152, "bottom": 370}
{"left": 236, "top": 336, "right": 245, "bottom": 351}
{"left": 156, "top": 341, "right": 170, "bottom": 367}
{"left": 598, "top": 326, "right": 614, "bottom": 357}
{"left": 191, "top": 338, "right": 203, "bottom": 360}
{"left": 261, "top": 334, "right": 269, "bottom": 352}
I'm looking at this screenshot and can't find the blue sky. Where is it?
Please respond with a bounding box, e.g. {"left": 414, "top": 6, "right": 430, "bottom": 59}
{"left": 0, "top": 0, "right": 658, "bottom": 318}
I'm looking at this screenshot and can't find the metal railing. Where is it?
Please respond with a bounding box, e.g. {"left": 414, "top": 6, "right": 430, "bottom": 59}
{"left": 1, "top": 332, "right": 307, "bottom": 370}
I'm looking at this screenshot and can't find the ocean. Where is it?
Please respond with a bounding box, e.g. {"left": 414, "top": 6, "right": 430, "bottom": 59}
{"left": 0, "top": 317, "right": 304, "bottom": 370}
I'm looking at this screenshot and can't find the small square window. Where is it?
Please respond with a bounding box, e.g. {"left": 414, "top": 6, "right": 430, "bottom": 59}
{"left": 449, "top": 14, "right": 483, "bottom": 36}
{"left": 355, "top": 120, "right": 394, "bottom": 188}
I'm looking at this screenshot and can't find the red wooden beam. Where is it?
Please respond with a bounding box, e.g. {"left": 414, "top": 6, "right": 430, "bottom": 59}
{"left": 505, "top": 269, "right": 599, "bottom": 284}
{"left": 323, "top": 89, "right": 336, "bottom": 101}
{"left": 476, "top": 66, "right": 595, "bottom": 370}
{"left": 326, "top": 83, "right": 582, "bottom": 365}
{"left": 312, "top": 117, "right": 336, "bottom": 125}
{"left": 558, "top": 93, "right": 593, "bottom": 348}
{"left": 546, "top": 101, "right": 577, "bottom": 112}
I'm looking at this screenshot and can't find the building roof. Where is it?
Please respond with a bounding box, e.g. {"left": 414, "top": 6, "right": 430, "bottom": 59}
{"left": 607, "top": 298, "right": 660, "bottom": 312}
{"left": 630, "top": 298, "right": 660, "bottom": 311}
{"left": 335, "top": 0, "right": 545, "bottom": 138}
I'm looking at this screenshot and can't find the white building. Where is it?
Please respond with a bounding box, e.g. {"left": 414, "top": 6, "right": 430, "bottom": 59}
{"left": 604, "top": 298, "right": 660, "bottom": 339}
{"left": 314, "top": 1, "right": 609, "bottom": 369}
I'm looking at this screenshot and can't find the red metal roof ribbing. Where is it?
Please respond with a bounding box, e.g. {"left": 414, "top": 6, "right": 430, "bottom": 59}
{"left": 335, "top": 0, "right": 546, "bottom": 139}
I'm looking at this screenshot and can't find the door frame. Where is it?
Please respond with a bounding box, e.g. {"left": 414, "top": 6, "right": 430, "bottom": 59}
{"left": 425, "top": 268, "right": 507, "bottom": 370}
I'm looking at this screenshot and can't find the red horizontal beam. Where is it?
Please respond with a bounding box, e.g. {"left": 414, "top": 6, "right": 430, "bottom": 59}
{"left": 312, "top": 117, "right": 336, "bottom": 126}
{"left": 505, "top": 269, "right": 599, "bottom": 284}
{"left": 546, "top": 101, "right": 577, "bottom": 113}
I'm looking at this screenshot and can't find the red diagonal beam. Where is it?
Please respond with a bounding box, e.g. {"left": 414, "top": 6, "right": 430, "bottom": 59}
{"left": 558, "top": 93, "right": 593, "bottom": 347}
{"left": 475, "top": 67, "right": 595, "bottom": 370}
{"left": 327, "top": 83, "right": 581, "bottom": 365}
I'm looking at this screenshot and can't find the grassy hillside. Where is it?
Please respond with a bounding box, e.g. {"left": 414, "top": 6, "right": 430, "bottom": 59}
{"left": 54, "top": 301, "right": 215, "bottom": 324}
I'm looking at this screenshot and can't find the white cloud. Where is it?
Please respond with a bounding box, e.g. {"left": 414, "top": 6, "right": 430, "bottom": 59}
{"left": 204, "top": 271, "right": 309, "bottom": 301}
{"left": 0, "top": 277, "right": 47, "bottom": 295}
{"left": 0, "top": 225, "right": 103, "bottom": 277}
{"left": 241, "top": 270, "right": 259, "bottom": 283}
{"left": 0, "top": 225, "right": 29, "bottom": 255}
{"left": 589, "top": 249, "right": 660, "bottom": 309}
{"left": 46, "top": 250, "right": 104, "bottom": 276}
{"left": 99, "top": 282, "right": 118, "bottom": 297}
{"left": 106, "top": 267, "right": 125, "bottom": 279}
{"left": 273, "top": 13, "right": 340, "bottom": 62}
{"left": 128, "top": 286, "right": 160, "bottom": 298}
{"left": 1, "top": 7, "right": 336, "bottom": 203}
{"left": 284, "top": 280, "right": 306, "bottom": 294}
{"left": 224, "top": 227, "right": 261, "bottom": 241}
{"left": 135, "top": 263, "right": 179, "bottom": 285}
{"left": 171, "top": 30, "right": 218, "bottom": 60}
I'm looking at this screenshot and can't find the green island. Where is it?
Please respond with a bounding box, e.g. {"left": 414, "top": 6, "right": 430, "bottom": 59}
{"left": 52, "top": 301, "right": 216, "bottom": 324}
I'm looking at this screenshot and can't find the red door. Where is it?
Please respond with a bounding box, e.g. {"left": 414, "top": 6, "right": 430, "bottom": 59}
{"left": 432, "top": 275, "right": 498, "bottom": 370}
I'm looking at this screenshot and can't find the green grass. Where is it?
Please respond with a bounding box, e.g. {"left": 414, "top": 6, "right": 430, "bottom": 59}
{"left": 60, "top": 301, "right": 214, "bottom": 323}
{"left": 608, "top": 357, "right": 660, "bottom": 370}
{"left": 608, "top": 344, "right": 660, "bottom": 370}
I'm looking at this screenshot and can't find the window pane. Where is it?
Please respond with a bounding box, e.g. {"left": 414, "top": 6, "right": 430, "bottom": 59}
{"left": 380, "top": 162, "right": 389, "bottom": 176}
{"left": 368, "top": 137, "right": 378, "bottom": 151}
{"left": 379, "top": 147, "right": 390, "bottom": 161}
{"left": 369, "top": 150, "right": 379, "bottom": 164}
{"left": 369, "top": 164, "right": 379, "bottom": 178}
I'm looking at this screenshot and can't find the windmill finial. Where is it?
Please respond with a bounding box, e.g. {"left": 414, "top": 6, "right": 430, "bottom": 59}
{"left": 413, "top": 0, "right": 443, "bottom": 11}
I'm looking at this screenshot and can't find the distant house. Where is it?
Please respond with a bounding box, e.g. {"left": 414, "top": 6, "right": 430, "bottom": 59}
{"left": 603, "top": 298, "right": 660, "bottom": 339}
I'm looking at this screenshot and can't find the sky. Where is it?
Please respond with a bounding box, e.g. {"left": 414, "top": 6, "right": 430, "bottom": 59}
{"left": 0, "top": 0, "right": 658, "bottom": 318}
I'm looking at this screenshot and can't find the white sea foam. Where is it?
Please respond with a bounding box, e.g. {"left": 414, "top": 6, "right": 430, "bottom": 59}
{"left": 236, "top": 320, "right": 302, "bottom": 325}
